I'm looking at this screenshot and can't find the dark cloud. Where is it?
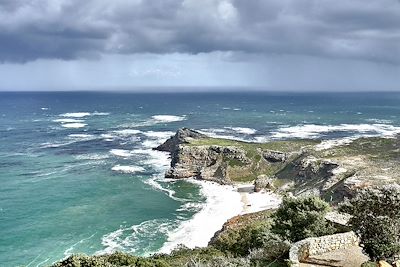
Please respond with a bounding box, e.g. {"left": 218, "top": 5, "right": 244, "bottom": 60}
{"left": 0, "top": 0, "right": 399, "bottom": 63}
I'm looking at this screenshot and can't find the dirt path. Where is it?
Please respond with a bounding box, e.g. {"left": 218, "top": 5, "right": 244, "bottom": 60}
{"left": 300, "top": 245, "right": 369, "bottom": 267}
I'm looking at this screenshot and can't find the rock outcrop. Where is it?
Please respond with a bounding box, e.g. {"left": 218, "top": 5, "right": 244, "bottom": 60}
{"left": 254, "top": 175, "right": 274, "bottom": 192}
{"left": 165, "top": 145, "right": 251, "bottom": 184}
{"left": 155, "top": 128, "right": 206, "bottom": 153}
{"left": 263, "top": 150, "right": 287, "bottom": 163}
{"left": 156, "top": 129, "right": 400, "bottom": 200}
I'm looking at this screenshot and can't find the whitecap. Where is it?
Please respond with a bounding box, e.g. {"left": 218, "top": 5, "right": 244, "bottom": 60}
{"left": 60, "top": 112, "right": 91, "bottom": 118}
{"left": 110, "top": 149, "right": 132, "bottom": 157}
{"left": 199, "top": 129, "right": 248, "bottom": 142}
{"left": 53, "top": 118, "right": 85, "bottom": 123}
{"left": 132, "top": 149, "right": 170, "bottom": 170}
{"left": 68, "top": 134, "right": 94, "bottom": 139}
{"left": 93, "top": 112, "right": 110, "bottom": 116}
{"left": 271, "top": 123, "right": 400, "bottom": 139}
{"left": 143, "top": 175, "right": 185, "bottom": 202}
{"left": 112, "top": 165, "right": 145, "bottom": 174}
{"left": 113, "top": 129, "right": 142, "bottom": 136}
{"left": 41, "top": 107, "right": 49, "bottom": 110}
{"left": 74, "top": 154, "right": 110, "bottom": 160}
{"left": 61, "top": 123, "right": 87, "bottom": 128}
{"left": 151, "top": 115, "right": 186, "bottom": 123}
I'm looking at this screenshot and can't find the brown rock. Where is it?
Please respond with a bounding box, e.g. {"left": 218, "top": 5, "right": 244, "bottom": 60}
{"left": 378, "top": 260, "right": 392, "bottom": 267}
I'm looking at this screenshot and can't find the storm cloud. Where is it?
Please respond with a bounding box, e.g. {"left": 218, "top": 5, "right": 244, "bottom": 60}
{"left": 1, "top": 0, "right": 400, "bottom": 63}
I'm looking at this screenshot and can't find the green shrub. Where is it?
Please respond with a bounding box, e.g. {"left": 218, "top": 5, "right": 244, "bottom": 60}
{"left": 340, "top": 185, "right": 400, "bottom": 261}
{"left": 212, "top": 221, "right": 270, "bottom": 256}
{"left": 272, "top": 196, "right": 335, "bottom": 242}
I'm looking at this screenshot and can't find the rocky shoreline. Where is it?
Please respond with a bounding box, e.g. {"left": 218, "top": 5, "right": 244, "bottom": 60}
{"left": 155, "top": 128, "right": 400, "bottom": 203}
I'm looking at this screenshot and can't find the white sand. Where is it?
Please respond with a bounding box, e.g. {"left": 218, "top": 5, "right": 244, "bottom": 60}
{"left": 236, "top": 183, "right": 282, "bottom": 214}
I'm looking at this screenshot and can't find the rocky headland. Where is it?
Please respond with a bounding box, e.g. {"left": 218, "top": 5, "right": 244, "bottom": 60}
{"left": 156, "top": 128, "right": 400, "bottom": 202}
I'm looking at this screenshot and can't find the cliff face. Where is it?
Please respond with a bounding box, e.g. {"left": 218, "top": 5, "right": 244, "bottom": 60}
{"left": 156, "top": 129, "right": 400, "bottom": 201}
{"left": 165, "top": 145, "right": 251, "bottom": 184}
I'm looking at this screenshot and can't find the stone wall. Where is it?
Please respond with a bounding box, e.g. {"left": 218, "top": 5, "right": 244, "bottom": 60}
{"left": 287, "top": 231, "right": 359, "bottom": 267}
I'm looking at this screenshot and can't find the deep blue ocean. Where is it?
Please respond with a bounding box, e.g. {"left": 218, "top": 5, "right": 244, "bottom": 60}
{"left": 1, "top": 92, "right": 400, "bottom": 267}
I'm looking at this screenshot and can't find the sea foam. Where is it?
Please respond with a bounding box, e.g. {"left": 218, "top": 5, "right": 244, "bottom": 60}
{"left": 60, "top": 112, "right": 91, "bottom": 118}
{"left": 53, "top": 118, "right": 84, "bottom": 123}
{"left": 159, "top": 180, "right": 242, "bottom": 253}
{"left": 271, "top": 123, "right": 400, "bottom": 139}
{"left": 151, "top": 115, "right": 186, "bottom": 123}
{"left": 61, "top": 123, "right": 87, "bottom": 128}
{"left": 111, "top": 165, "right": 145, "bottom": 174}
{"left": 110, "top": 149, "right": 132, "bottom": 157}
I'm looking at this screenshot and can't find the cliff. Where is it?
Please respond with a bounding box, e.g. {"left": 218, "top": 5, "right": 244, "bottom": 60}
{"left": 156, "top": 128, "right": 400, "bottom": 202}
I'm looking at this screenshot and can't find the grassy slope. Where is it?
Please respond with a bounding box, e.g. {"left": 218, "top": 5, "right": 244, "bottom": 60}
{"left": 187, "top": 136, "right": 400, "bottom": 186}
{"left": 188, "top": 137, "right": 319, "bottom": 182}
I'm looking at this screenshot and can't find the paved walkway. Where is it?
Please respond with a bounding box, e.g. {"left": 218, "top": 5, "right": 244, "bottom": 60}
{"left": 300, "top": 245, "right": 369, "bottom": 267}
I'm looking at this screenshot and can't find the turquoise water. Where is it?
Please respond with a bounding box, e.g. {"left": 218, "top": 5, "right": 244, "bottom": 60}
{"left": 1, "top": 92, "right": 400, "bottom": 266}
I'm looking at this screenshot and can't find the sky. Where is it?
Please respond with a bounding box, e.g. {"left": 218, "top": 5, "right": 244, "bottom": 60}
{"left": 0, "top": 0, "right": 399, "bottom": 91}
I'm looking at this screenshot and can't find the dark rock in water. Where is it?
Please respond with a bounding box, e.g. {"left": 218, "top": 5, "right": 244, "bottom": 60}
{"left": 154, "top": 128, "right": 206, "bottom": 153}
{"left": 263, "top": 150, "right": 287, "bottom": 163}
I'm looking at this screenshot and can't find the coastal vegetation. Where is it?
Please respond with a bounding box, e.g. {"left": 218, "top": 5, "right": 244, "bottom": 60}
{"left": 341, "top": 185, "right": 400, "bottom": 262}
{"left": 53, "top": 196, "right": 336, "bottom": 267}
{"left": 272, "top": 196, "right": 335, "bottom": 242}
{"left": 53, "top": 130, "right": 400, "bottom": 266}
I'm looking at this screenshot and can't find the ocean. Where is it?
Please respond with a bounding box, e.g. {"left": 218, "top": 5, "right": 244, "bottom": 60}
{"left": 1, "top": 91, "right": 400, "bottom": 267}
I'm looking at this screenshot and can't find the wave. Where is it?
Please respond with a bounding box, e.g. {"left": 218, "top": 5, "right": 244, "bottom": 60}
{"left": 159, "top": 180, "right": 242, "bottom": 253}
{"left": 132, "top": 149, "right": 170, "bottom": 170}
{"left": 271, "top": 123, "right": 400, "bottom": 139}
{"left": 151, "top": 115, "right": 186, "bottom": 123}
{"left": 112, "top": 165, "right": 145, "bottom": 174}
{"left": 53, "top": 118, "right": 84, "bottom": 123}
{"left": 113, "top": 129, "right": 142, "bottom": 136}
{"left": 74, "top": 153, "right": 110, "bottom": 160}
{"left": 92, "top": 112, "right": 110, "bottom": 116}
{"left": 60, "top": 112, "right": 91, "bottom": 118}
{"left": 68, "top": 134, "right": 94, "bottom": 139}
{"left": 199, "top": 128, "right": 249, "bottom": 142}
{"left": 140, "top": 131, "right": 175, "bottom": 149}
{"left": 98, "top": 219, "right": 174, "bottom": 255}
{"left": 64, "top": 233, "right": 96, "bottom": 257}
{"left": 143, "top": 175, "right": 186, "bottom": 202}
{"left": 61, "top": 123, "right": 87, "bottom": 128}
{"left": 110, "top": 149, "right": 132, "bottom": 157}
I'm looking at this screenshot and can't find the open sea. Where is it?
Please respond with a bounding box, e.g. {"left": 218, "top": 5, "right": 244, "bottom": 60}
{"left": 1, "top": 91, "right": 400, "bottom": 267}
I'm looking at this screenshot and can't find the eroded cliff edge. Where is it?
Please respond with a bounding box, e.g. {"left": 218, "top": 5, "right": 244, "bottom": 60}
{"left": 155, "top": 128, "right": 400, "bottom": 202}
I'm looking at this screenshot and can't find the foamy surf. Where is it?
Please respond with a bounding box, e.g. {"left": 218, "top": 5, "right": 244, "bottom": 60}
{"left": 271, "top": 123, "right": 400, "bottom": 139}
{"left": 159, "top": 180, "right": 242, "bottom": 253}
{"left": 110, "top": 149, "right": 132, "bottom": 157}
{"left": 98, "top": 219, "right": 173, "bottom": 255}
{"left": 151, "top": 115, "right": 186, "bottom": 123}
{"left": 53, "top": 118, "right": 84, "bottom": 123}
{"left": 60, "top": 112, "right": 91, "bottom": 118}
{"left": 61, "top": 123, "right": 87, "bottom": 128}
{"left": 112, "top": 165, "right": 145, "bottom": 174}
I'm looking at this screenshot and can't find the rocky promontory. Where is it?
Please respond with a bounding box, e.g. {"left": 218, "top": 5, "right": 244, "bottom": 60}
{"left": 156, "top": 128, "right": 400, "bottom": 202}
